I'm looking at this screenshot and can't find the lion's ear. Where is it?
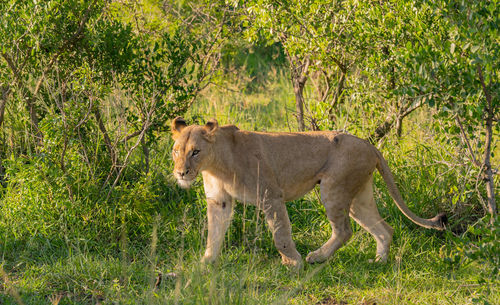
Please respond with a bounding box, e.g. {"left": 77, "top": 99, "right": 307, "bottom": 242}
{"left": 203, "top": 118, "right": 218, "bottom": 141}
{"left": 171, "top": 117, "right": 187, "bottom": 140}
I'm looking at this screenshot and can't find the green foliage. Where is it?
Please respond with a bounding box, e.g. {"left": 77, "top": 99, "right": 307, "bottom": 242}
{"left": 221, "top": 40, "right": 287, "bottom": 92}
{"left": 400, "top": 0, "right": 499, "bottom": 119}
{"left": 445, "top": 217, "right": 500, "bottom": 274}
{"left": 122, "top": 29, "right": 197, "bottom": 129}
{"left": 0, "top": 0, "right": 498, "bottom": 304}
{"left": 0, "top": 0, "right": 230, "bottom": 241}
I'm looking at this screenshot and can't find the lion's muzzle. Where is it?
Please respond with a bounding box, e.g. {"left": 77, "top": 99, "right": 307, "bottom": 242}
{"left": 176, "top": 178, "right": 194, "bottom": 189}
{"left": 174, "top": 169, "right": 196, "bottom": 189}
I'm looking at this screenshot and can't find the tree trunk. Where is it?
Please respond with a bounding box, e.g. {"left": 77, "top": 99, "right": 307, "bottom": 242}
{"left": 293, "top": 79, "right": 306, "bottom": 131}
{"left": 282, "top": 43, "right": 310, "bottom": 131}
{"left": 328, "top": 70, "right": 346, "bottom": 121}
{"left": 0, "top": 85, "right": 8, "bottom": 127}
{"left": 371, "top": 119, "right": 393, "bottom": 144}
{"left": 395, "top": 115, "right": 403, "bottom": 137}
{"left": 477, "top": 64, "right": 497, "bottom": 219}
{"left": 483, "top": 115, "right": 497, "bottom": 218}
{"left": 370, "top": 99, "right": 424, "bottom": 144}
{"left": 0, "top": 85, "right": 8, "bottom": 187}
{"left": 141, "top": 136, "right": 150, "bottom": 174}
{"left": 93, "top": 104, "right": 117, "bottom": 166}
{"left": 290, "top": 57, "right": 310, "bottom": 131}
{"left": 1, "top": 53, "right": 42, "bottom": 144}
{"left": 28, "top": 77, "right": 44, "bottom": 144}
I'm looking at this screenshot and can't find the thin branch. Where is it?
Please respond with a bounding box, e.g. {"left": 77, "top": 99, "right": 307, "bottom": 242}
{"left": 105, "top": 104, "right": 155, "bottom": 202}
{"left": 298, "top": 56, "right": 311, "bottom": 85}
{"left": 476, "top": 64, "right": 493, "bottom": 111}
{"left": 122, "top": 129, "right": 142, "bottom": 142}
{"left": 1, "top": 53, "right": 20, "bottom": 81}
{"left": 369, "top": 98, "right": 425, "bottom": 143}
{"left": 455, "top": 115, "right": 480, "bottom": 167}
{"left": 400, "top": 99, "right": 424, "bottom": 119}
{"left": 74, "top": 97, "right": 94, "bottom": 129}
{"left": 93, "top": 103, "right": 117, "bottom": 166}
{"left": 320, "top": 70, "right": 332, "bottom": 103}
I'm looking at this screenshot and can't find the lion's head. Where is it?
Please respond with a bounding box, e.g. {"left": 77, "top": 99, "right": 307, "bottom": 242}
{"left": 170, "top": 117, "right": 218, "bottom": 188}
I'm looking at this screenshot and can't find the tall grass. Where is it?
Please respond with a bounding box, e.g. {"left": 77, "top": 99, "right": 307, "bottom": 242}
{"left": 1, "top": 73, "right": 498, "bottom": 304}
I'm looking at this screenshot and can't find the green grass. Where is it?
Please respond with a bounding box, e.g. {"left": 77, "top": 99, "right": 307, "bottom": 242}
{"left": 1, "top": 75, "right": 499, "bottom": 304}
{"left": 190, "top": 71, "right": 297, "bottom": 131}
{"left": 1, "top": 218, "right": 498, "bottom": 304}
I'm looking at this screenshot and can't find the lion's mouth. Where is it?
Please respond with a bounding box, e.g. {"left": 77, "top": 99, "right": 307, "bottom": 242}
{"left": 176, "top": 178, "right": 194, "bottom": 189}
{"left": 175, "top": 171, "right": 197, "bottom": 189}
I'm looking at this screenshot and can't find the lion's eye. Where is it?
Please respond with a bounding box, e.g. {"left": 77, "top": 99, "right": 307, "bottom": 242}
{"left": 173, "top": 149, "right": 179, "bottom": 157}
{"left": 192, "top": 149, "right": 200, "bottom": 156}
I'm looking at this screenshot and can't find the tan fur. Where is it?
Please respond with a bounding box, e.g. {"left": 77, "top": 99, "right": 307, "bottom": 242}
{"left": 170, "top": 117, "right": 446, "bottom": 267}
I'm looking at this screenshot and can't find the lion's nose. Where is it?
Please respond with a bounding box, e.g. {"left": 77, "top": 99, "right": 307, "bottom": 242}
{"left": 177, "top": 169, "right": 190, "bottom": 178}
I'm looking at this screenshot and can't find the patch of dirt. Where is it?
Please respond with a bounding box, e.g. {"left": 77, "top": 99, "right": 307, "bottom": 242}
{"left": 316, "top": 297, "right": 377, "bottom": 305}
{"left": 316, "top": 297, "right": 347, "bottom": 305}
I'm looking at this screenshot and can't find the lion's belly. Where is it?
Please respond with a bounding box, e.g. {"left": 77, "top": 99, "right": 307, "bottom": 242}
{"left": 222, "top": 182, "right": 259, "bottom": 204}
{"left": 282, "top": 179, "right": 319, "bottom": 201}
{"left": 220, "top": 175, "right": 319, "bottom": 203}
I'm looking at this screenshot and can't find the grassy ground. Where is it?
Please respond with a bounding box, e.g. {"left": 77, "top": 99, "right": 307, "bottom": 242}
{"left": 1, "top": 204, "right": 498, "bottom": 305}
{"left": 1, "top": 77, "right": 499, "bottom": 304}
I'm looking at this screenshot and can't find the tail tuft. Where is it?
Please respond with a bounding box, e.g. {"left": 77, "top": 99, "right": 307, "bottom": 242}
{"left": 430, "top": 212, "right": 447, "bottom": 230}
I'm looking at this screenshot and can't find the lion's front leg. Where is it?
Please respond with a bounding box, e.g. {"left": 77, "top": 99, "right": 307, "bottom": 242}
{"left": 202, "top": 198, "right": 233, "bottom": 264}
{"left": 262, "top": 200, "right": 303, "bottom": 268}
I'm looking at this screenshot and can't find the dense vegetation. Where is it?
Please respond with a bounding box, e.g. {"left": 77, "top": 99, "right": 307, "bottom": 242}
{"left": 0, "top": 0, "right": 498, "bottom": 304}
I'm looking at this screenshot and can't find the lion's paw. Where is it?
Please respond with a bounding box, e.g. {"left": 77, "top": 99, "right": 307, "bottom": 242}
{"left": 282, "top": 257, "right": 303, "bottom": 269}
{"left": 305, "top": 250, "right": 328, "bottom": 264}
{"left": 279, "top": 252, "right": 303, "bottom": 269}
{"left": 201, "top": 255, "right": 216, "bottom": 264}
{"left": 368, "top": 255, "right": 388, "bottom": 264}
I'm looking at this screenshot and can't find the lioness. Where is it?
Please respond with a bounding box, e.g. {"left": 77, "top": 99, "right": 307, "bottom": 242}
{"left": 170, "top": 117, "right": 446, "bottom": 267}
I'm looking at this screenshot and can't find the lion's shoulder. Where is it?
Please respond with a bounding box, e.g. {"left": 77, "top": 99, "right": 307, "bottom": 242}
{"left": 220, "top": 125, "right": 239, "bottom": 132}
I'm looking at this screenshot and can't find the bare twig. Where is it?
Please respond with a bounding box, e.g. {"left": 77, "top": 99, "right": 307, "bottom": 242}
{"left": 93, "top": 102, "right": 117, "bottom": 167}
{"left": 122, "top": 129, "right": 142, "bottom": 142}
{"left": 105, "top": 104, "right": 155, "bottom": 202}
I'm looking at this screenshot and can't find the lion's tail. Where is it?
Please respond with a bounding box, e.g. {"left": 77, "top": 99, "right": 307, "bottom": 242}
{"left": 375, "top": 148, "right": 446, "bottom": 230}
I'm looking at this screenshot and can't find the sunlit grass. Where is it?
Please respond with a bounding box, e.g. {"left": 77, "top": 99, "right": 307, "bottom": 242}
{"left": 1, "top": 74, "right": 498, "bottom": 304}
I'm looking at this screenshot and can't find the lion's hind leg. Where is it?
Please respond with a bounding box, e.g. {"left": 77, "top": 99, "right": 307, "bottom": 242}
{"left": 305, "top": 179, "right": 353, "bottom": 264}
{"left": 350, "top": 176, "right": 393, "bottom": 263}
